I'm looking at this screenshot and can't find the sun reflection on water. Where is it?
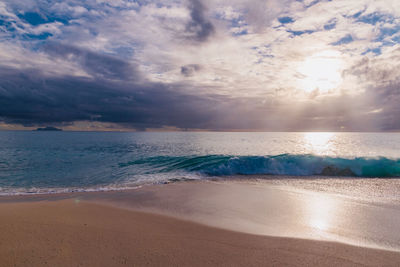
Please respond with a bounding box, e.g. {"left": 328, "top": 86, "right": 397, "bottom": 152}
{"left": 303, "top": 132, "right": 335, "bottom": 155}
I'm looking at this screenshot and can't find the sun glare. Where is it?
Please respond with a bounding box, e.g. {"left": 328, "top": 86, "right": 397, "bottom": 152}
{"left": 303, "top": 132, "right": 335, "bottom": 155}
{"left": 298, "top": 50, "right": 343, "bottom": 93}
{"left": 306, "top": 194, "right": 337, "bottom": 234}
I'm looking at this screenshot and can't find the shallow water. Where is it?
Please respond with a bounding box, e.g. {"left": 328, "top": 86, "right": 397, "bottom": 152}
{"left": 77, "top": 180, "right": 400, "bottom": 252}
{"left": 1, "top": 131, "right": 400, "bottom": 194}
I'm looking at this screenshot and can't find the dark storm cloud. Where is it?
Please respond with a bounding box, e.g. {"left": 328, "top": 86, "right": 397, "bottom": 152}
{"left": 43, "top": 43, "right": 137, "bottom": 81}
{"left": 0, "top": 42, "right": 248, "bottom": 131}
{"left": 2, "top": 60, "right": 400, "bottom": 131}
{"left": 185, "top": 0, "right": 215, "bottom": 42}
{"left": 0, "top": 66, "right": 225, "bottom": 129}
{"left": 364, "top": 82, "right": 400, "bottom": 131}
{"left": 1, "top": 58, "right": 400, "bottom": 131}
{"left": 180, "top": 64, "right": 201, "bottom": 77}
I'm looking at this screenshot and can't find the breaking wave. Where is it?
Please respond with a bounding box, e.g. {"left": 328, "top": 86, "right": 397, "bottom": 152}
{"left": 121, "top": 154, "right": 400, "bottom": 177}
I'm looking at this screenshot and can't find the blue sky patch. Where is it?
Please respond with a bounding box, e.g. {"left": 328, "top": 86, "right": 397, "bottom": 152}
{"left": 323, "top": 19, "right": 337, "bottom": 30}
{"left": 352, "top": 10, "right": 364, "bottom": 19}
{"left": 278, "top": 16, "right": 294, "bottom": 24}
{"left": 362, "top": 47, "right": 381, "bottom": 55}
{"left": 376, "top": 26, "right": 400, "bottom": 43}
{"left": 303, "top": 0, "right": 322, "bottom": 8}
{"left": 357, "top": 12, "right": 393, "bottom": 25}
{"left": 233, "top": 29, "right": 248, "bottom": 36}
{"left": 288, "top": 29, "right": 315, "bottom": 36}
{"left": 23, "top": 32, "right": 53, "bottom": 40}
{"left": 17, "top": 12, "right": 69, "bottom": 26}
{"left": 331, "top": 34, "right": 354, "bottom": 45}
{"left": 392, "top": 35, "right": 400, "bottom": 43}
{"left": 0, "top": 18, "right": 16, "bottom": 33}
{"left": 18, "top": 12, "right": 49, "bottom": 25}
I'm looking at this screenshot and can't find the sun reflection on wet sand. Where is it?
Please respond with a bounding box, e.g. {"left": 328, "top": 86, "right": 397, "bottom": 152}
{"left": 306, "top": 193, "right": 336, "bottom": 234}
{"left": 84, "top": 180, "right": 400, "bottom": 251}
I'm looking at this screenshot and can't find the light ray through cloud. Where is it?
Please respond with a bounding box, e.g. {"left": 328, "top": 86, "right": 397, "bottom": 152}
{"left": 0, "top": 0, "right": 400, "bottom": 131}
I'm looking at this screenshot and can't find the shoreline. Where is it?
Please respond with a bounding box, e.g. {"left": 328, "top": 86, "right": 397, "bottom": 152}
{"left": 2, "top": 174, "right": 400, "bottom": 196}
{"left": 2, "top": 197, "right": 400, "bottom": 266}
{"left": 2, "top": 179, "right": 400, "bottom": 266}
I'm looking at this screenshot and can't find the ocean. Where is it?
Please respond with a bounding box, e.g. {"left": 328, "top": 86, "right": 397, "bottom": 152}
{"left": 1, "top": 131, "right": 400, "bottom": 195}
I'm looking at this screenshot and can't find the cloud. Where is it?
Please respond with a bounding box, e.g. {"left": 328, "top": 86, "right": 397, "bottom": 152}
{"left": 1, "top": 0, "right": 400, "bottom": 131}
{"left": 331, "top": 34, "right": 354, "bottom": 45}
{"left": 180, "top": 64, "right": 201, "bottom": 76}
{"left": 0, "top": 66, "right": 223, "bottom": 130}
{"left": 43, "top": 42, "right": 137, "bottom": 81}
{"left": 185, "top": 0, "right": 215, "bottom": 42}
{"left": 1, "top": 62, "right": 397, "bottom": 132}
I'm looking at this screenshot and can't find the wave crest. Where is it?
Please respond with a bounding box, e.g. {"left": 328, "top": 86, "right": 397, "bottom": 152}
{"left": 120, "top": 154, "right": 400, "bottom": 177}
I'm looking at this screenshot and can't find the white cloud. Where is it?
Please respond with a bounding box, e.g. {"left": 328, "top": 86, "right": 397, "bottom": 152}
{"left": 1, "top": 0, "right": 400, "bottom": 130}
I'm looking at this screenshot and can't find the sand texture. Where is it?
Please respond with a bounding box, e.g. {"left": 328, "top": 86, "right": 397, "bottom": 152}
{"left": 1, "top": 195, "right": 400, "bottom": 266}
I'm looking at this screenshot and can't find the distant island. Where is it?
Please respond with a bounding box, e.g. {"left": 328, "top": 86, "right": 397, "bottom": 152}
{"left": 35, "top": 126, "right": 63, "bottom": 131}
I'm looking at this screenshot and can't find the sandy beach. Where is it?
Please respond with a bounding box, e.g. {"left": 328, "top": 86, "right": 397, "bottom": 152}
{"left": 1, "top": 180, "right": 400, "bottom": 266}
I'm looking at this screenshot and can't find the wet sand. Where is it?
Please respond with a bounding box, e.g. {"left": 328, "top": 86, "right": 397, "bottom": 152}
{"left": 1, "top": 180, "right": 400, "bottom": 266}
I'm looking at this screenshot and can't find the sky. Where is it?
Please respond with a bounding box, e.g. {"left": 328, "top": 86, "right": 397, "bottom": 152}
{"left": 0, "top": 0, "right": 400, "bottom": 131}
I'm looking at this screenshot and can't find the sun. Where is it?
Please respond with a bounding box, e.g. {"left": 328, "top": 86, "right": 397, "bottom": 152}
{"left": 297, "top": 50, "right": 344, "bottom": 93}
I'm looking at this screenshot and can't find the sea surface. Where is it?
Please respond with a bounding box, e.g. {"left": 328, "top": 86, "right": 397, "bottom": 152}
{"left": 1, "top": 131, "right": 400, "bottom": 195}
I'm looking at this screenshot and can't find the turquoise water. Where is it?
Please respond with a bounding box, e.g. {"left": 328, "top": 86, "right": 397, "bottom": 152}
{"left": 1, "top": 131, "right": 400, "bottom": 194}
